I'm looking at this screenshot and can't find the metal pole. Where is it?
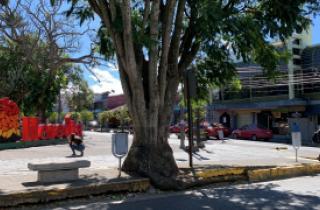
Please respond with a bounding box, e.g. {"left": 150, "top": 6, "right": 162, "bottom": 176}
{"left": 295, "top": 148, "right": 298, "bottom": 162}
{"left": 186, "top": 74, "right": 193, "bottom": 168}
{"left": 195, "top": 107, "right": 202, "bottom": 147}
{"left": 180, "top": 105, "right": 185, "bottom": 149}
{"left": 118, "top": 157, "right": 122, "bottom": 177}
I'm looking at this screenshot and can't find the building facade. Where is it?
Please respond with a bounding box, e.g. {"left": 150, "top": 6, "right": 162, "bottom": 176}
{"left": 92, "top": 92, "right": 126, "bottom": 116}
{"left": 208, "top": 31, "right": 320, "bottom": 144}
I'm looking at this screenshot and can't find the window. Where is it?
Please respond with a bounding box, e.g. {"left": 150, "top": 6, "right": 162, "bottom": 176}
{"left": 293, "top": 59, "right": 301, "bottom": 65}
{"left": 293, "top": 48, "right": 300, "bottom": 55}
{"left": 293, "top": 39, "right": 300, "bottom": 45}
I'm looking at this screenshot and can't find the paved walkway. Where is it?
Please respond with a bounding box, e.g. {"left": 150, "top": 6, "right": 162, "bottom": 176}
{"left": 0, "top": 132, "right": 319, "bottom": 195}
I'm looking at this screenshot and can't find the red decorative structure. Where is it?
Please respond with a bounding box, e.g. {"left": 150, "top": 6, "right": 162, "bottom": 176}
{"left": 56, "top": 124, "right": 65, "bottom": 138}
{"left": 22, "top": 117, "right": 39, "bottom": 141}
{"left": 0, "top": 98, "right": 20, "bottom": 142}
{"left": 1, "top": 97, "right": 83, "bottom": 142}
{"left": 37, "top": 124, "right": 48, "bottom": 140}
{"left": 64, "top": 116, "right": 82, "bottom": 137}
{"left": 24, "top": 116, "right": 82, "bottom": 141}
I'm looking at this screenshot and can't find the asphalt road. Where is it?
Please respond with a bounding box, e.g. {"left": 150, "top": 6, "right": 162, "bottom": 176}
{"left": 18, "top": 175, "right": 320, "bottom": 210}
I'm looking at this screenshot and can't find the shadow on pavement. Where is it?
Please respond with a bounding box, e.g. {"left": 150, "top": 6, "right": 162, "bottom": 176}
{"left": 22, "top": 173, "right": 133, "bottom": 188}
{"left": 81, "top": 183, "right": 320, "bottom": 210}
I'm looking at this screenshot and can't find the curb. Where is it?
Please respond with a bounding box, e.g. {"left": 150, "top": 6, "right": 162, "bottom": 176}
{"left": 0, "top": 139, "right": 67, "bottom": 151}
{"left": 1, "top": 164, "right": 319, "bottom": 207}
{"left": 247, "top": 164, "right": 320, "bottom": 182}
{"left": 0, "top": 178, "right": 150, "bottom": 208}
{"left": 196, "top": 167, "right": 246, "bottom": 178}
{"left": 190, "top": 163, "right": 320, "bottom": 187}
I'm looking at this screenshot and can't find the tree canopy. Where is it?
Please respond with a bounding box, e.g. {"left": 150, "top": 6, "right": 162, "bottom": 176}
{"left": 0, "top": 0, "right": 96, "bottom": 120}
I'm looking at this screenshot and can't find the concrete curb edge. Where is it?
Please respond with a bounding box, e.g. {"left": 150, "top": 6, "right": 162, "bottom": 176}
{"left": 0, "top": 178, "right": 150, "bottom": 207}
{"left": 1, "top": 163, "right": 320, "bottom": 207}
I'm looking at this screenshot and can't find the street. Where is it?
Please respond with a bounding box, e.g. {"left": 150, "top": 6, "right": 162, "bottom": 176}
{"left": 0, "top": 131, "right": 319, "bottom": 178}
{"left": 16, "top": 174, "right": 320, "bottom": 210}
{"left": 0, "top": 131, "right": 320, "bottom": 202}
{"left": 0, "top": 132, "right": 319, "bottom": 187}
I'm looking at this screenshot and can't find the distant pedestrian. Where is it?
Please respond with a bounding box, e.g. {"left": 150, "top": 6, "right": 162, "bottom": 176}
{"left": 68, "top": 133, "right": 85, "bottom": 157}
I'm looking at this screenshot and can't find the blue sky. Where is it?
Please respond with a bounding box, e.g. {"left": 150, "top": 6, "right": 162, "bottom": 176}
{"left": 312, "top": 15, "right": 320, "bottom": 44}
{"left": 84, "top": 15, "right": 320, "bottom": 95}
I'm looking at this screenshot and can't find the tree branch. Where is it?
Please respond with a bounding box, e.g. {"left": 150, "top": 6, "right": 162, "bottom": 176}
{"left": 168, "top": 0, "right": 186, "bottom": 70}
{"left": 158, "top": 0, "right": 177, "bottom": 105}
{"left": 148, "top": 0, "right": 160, "bottom": 108}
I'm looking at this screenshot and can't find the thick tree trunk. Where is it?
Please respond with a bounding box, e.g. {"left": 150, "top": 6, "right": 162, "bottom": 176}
{"left": 87, "top": 0, "right": 190, "bottom": 190}
{"left": 122, "top": 105, "right": 182, "bottom": 190}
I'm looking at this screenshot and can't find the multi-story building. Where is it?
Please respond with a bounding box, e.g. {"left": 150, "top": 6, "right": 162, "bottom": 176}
{"left": 93, "top": 92, "right": 110, "bottom": 115}
{"left": 92, "top": 91, "right": 126, "bottom": 116}
{"left": 208, "top": 29, "right": 320, "bottom": 144}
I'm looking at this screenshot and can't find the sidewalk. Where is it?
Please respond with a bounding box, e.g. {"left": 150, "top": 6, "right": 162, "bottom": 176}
{"left": 0, "top": 132, "right": 320, "bottom": 207}
{"left": 0, "top": 167, "right": 149, "bottom": 207}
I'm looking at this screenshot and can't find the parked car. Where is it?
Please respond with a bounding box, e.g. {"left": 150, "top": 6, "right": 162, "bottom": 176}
{"left": 169, "top": 124, "right": 188, "bottom": 133}
{"left": 205, "top": 123, "right": 231, "bottom": 139}
{"left": 232, "top": 124, "right": 273, "bottom": 141}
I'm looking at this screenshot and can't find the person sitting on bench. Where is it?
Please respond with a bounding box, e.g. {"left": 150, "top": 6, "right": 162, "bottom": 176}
{"left": 68, "top": 133, "right": 85, "bottom": 156}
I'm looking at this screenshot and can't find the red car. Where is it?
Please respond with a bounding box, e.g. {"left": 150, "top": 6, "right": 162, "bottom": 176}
{"left": 169, "top": 124, "right": 188, "bottom": 133}
{"left": 232, "top": 124, "right": 273, "bottom": 141}
{"left": 205, "top": 123, "right": 230, "bottom": 139}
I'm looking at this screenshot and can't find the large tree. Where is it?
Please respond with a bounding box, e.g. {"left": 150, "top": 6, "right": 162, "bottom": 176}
{"left": 0, "top": 0, "right": 95, "bottom": 121}
{"left": 63, "top": 0, "right": 318, "bottom": 188}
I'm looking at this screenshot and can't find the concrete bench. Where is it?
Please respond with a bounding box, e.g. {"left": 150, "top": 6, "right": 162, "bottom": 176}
{"left": 28, "top": 160, "right": 91, "bottom": 183}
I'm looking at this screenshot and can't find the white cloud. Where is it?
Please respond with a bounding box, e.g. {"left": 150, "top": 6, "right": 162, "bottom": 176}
{"left": 89, "top": 67, "right": 123, "bottom": 95}
{"left": 105, "top": 62, "right": 119, "bottom": 72}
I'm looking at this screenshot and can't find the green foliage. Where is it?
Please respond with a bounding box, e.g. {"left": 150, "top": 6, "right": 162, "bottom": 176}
{"left": 80, "top": 110, "right": 94, "bottom": 123}
{"left": 98, "top": 111, "right": 113, "bottom": 125}
{"left": 48, "top": 112, "right": 58, "bottom": 123}
{"left": 66, "top": 77, "right": 94, "bottom": 112}
{"left": 63, "top": 1, "right": 317, "bottom": 103}
{"left": 0, "top": 41, "right": 72, "bottom": 116}
{"left": 0, "top": 1, "right": 92, "bottom": 122}
{"left": 70, "top": 112, "right": 81, "bottom": 122}
{"left": 113, "top": 107, "right": 131, "bottom": 127}
{"left": 97, "top": 107, "right": 131, "bottom": 128}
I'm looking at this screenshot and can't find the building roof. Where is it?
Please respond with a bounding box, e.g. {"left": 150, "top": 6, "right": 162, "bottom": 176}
{"left": 106, "top": 94, "right": 126, "bottom": 110}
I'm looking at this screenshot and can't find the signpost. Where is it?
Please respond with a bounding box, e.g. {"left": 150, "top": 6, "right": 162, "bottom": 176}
{"left": 112, "top": 132, "right": 128, "bottom": 177}
{"left": 218, "top": 130, "right": 224, "bottom": 140}
{"left": 291, "top": 123, "right": 301, "bottom": 162}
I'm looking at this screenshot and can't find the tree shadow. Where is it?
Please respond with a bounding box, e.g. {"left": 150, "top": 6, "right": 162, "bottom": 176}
{"left": 73, "top": 182, "right": 320, "bottom": 210}
{"left": 21, "top": 172, "right": 136, "bottom": 190}
{"left": 192, "top": 152, "right": 210, "bottom": 161}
